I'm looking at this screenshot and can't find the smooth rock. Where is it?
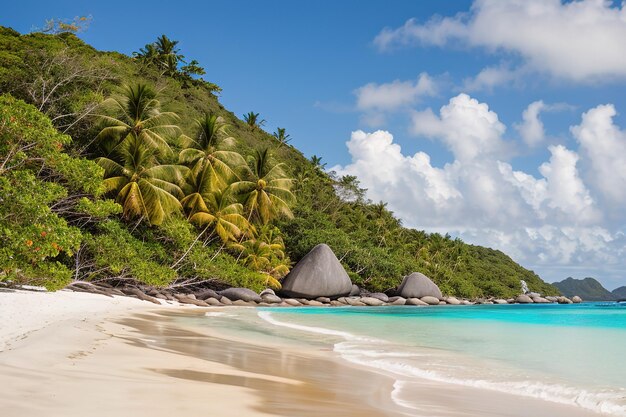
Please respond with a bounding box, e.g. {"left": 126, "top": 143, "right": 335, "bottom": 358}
{"left": 345, "top": 297, "right": 364, "bottom": 306}
{"left": 349, "top": 284, "right": 361, "bottom": 297}
{"left": 262, "top": 294, "right": 283, "bottom": 304}
{"left": 360, "top": 297, "right": 385, "bottom": 306}
{"left": 258, "top": 302, "right": 273, "bottom": 307}
{"left": 336, "top": 297, "right": 348, "bottom": 304}
{"left": 196, "top": 289, "right": 220, "bottom": 300}
{"left": 572, "top": 296, "right": 583, "bottom": 303}
{"left": 205, "top": 297, "right": 222, "bottom": 306}
{"left": 406, "top": 298, "right": 428, "bottom": 306}
{"left": 220, "top": 296, "right": 233, "bottom": 305}
{"left": 316, "top": 297, "right": 331, "bottom": 303}
{"left": 493, "top": 299, "right": 508, "bottom": 305}
{"left": 368, "top": 293, "right": 389, "bottom": 303}
{"left": 305, "top": 300, "right": 324, "bottom": 306}
{"left": 284, "top": 298, "right": 302, "bottom": 306}
{"left": 557, "top": 296, "right": 573, "bottom": 304}
{"left": 260, "top": 288, "right": 276, "bottom": 297}
{"left": 445, "top": 297, "right": 461, "bottom": 305}
{"left": 397, "top": 272, "right": 442, "bottom": 299}
{"left": 515, "top": 294, "right": 534, "bottom": 304}
{"left": 438, "top": 301, "right": 447, "bottom": 305}
{"left": 330, "top": 300, "right": 344, "bottom": 306}
{"left": 279, "top": 244, "right": 353, "bottom": 299}
{"left": 232, "top": 299, "right": 255, "bottom": 307}
{"left": 461, "top": 300, "right": 474, "bottom": 305}
{"left": 420, "top": 296, "right": 440, "bottom": 305}
{"left": 545, "top": 296, "right": 558, "bottom": 302}
{"left": 506, "top": 298, "right": 515, "bottom": 304}
{"left": 220, "top": 288, "right": 262, "bottom": 303}
{"left": 532, "top": 296, "right": 551, "bottom": 304}
{"left": 389, "top": 297, "right": 407, "bottom": 305}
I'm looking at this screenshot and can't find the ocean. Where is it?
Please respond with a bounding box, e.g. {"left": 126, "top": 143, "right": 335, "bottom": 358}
{"left": 252, "top": 303, "right": 626, "bottom": 416}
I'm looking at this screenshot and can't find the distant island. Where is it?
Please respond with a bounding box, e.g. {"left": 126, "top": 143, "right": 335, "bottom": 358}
{"left": 552, "top": 277, "right": 624, "bottom": 301}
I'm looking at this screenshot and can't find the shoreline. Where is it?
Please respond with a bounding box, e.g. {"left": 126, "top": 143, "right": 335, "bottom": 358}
{"left": 0, "top": 290, "right": 614, "bottom": 417}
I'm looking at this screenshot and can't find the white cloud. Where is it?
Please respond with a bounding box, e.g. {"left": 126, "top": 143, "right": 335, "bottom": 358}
{"left": 411, "top": 93, "right": 507, "bottom": 161}
{"left": 514, "top": 100, "right": 546, "bottom": 146}
{"left": 354, "top": 73, "right": 438, "bottom": 128}
{"left": 462, "top": 64, "right": 522, "bottom": 92}
{"left": 355, "top": 73, "right": 437, "bottom": 112}
{"left": 333, "top": 94, "right": 625, "bottom": 285}
{"left": 375, "top": 0, "right": 626, "bottom": 82}
{"left": 571, "top": 104, "right": 626, "bottom": 207}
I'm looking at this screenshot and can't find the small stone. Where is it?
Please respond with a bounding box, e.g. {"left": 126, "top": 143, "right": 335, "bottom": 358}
{"left": 330, "top": 300, "right": 344, "bottom": 306}
{"left": 306, "top": 300, "right": 324, "bottom": 306}
{"left": 316, "top": 297, "right": 331, "bottom": 303}
{"left": 389, "top": 297, "right": 407, "bottom": 305}
{"left": 445, "top": 297, "right": 461, "bottom": 305}
{"left": 420, "top": 296, "right": 440, "bottom": 305}
{"left": 232, "top": 299, "right": 255, "bottom": 307}
{"left": 406, "top": 298, "right": 428, "bottom": 306}
{"left": 205, "top": 297, "right": 221, "bottom": 306}
{"left": 262, "top": 294, "right": 283, "bottom": 304}
{"left": 360, "top": 297, "right": 385, "bottom": 306}
{"left": 572, "top": 296, "right": 583, "bottom": 303}
{"left": 532, "top": 296, "right": 551, "bottom": 304}
{"left": 368, "top": 293, "right": 389, "bottom": 303}
{"left": 461, "top": 300, "right": 473, "bottom": 305}
{"left": 515, "top": 294, "right": 534, "bottom": 304}
{"left": 284, "top": 298, "right": 302, "bottom": 306}
{"left": 260, "top": 288, "right": 276, "bottom": 297}
{"left": 438, "top": 301, "right": 447, "bottom": 305}
{"left": 220, "top": 288, "right": 262, "bottom": 303}
{"left": 220, "top": 296, "right": 233, "bottom": 305}
{"left": 493, "top": 299, "right": 508, "bottom": 305}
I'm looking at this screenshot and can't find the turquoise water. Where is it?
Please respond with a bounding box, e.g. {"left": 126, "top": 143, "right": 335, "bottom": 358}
{"left": 258, "top": 303, "right": 626, "bottom": 415}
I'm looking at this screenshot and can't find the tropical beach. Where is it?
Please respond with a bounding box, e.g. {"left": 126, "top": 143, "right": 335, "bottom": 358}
{"left": 2, "top": 289, "right": 623, "bottom": 417}
{"left": 2, "top": 1, "right": 626, "bottom": 416}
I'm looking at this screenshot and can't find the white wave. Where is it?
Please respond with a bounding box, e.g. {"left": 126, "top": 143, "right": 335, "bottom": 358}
{"left": 343, "top": 354, "right": 626, "bottom": 416}
{"left": 204, "top": 312, "right": 232, "bottom": 317}
{"left": 257, "top": 311, "right": 372, "bottom": 341}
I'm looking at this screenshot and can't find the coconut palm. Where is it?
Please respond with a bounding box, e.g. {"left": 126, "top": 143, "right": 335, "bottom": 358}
{"left": 243, "top": 111, "right": 265, "bottom": 129}
{"left": 272, "top": 127, "right": 291, "bottom": 147}
{"left": 95, "top": 83, "right": 179, "bottom": 155}
{"left": 231, "top": 148, "right": 295, "bottom": 224}
{"left": 179, "top": 113, "right": 245, "bottom": 191}
{"left": 96, "top": 134, "right": 186, "bottom": 225}
{"left": 189, "top": 189, "right": 252, "bottom": 243}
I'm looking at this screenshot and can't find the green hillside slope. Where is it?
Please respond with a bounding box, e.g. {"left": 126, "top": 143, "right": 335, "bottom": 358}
{"left": 0, "top": 26, "right": 558, "bottom": 298}
{"left": 552, "top": 277, "right": 615, "bottom": 301}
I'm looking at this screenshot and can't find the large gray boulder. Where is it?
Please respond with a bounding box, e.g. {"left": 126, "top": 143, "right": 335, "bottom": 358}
{"left": 279, "top": 244, "right": 353, "bottom": 299}
{"left": 220, "top": 288, "right": 262, "bottom": 303}
{"left": 397, "top": 272, "right": 442, "bottom": 299}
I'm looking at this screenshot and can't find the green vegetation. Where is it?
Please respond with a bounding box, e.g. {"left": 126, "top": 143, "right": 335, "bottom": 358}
{"left": 552, "top": 277, "right": 616, "bottom": 301}
{"left": 0, "top": 26, "right": 558, "bottom": 298}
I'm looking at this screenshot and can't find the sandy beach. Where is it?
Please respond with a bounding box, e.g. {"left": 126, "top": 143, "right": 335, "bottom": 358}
{"left": 0, "top": 290, "right": 611, "bottom": 417}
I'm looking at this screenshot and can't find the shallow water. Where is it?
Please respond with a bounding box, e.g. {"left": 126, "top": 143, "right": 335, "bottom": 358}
{"left": 256, "top": 303, "right": 626, "bottom": 416}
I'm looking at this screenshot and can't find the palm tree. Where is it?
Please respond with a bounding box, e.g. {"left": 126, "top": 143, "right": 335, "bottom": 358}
{"left": 95, "top": 83, "right": 179, "bottom": 155}
{"left": 310, "top": 155, "right": 326, "bottom": 170}
{"left": 96, "top": 134, "right": 186, "bottom": 225}
{"left": 179, "top": 113, "right": 246, "bottom": 191}
{"left": 231, "top": 148, "right": 295, "bottom": 224}
{"left": 189, "top": 189, "right": 252, "bottom": 243}
{"left": 272, "top": 127, "right": 291, "bottom": 147}
{"left": 229, "top": 238, "right": 289, "bottom": 288}
{"left": 243, "top": 112, "right": 265, "bottom": 129}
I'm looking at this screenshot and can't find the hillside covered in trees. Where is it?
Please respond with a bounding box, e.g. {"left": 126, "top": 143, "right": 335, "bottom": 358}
{"left": 0, "top": 26, "right": 558, "bottom": 298}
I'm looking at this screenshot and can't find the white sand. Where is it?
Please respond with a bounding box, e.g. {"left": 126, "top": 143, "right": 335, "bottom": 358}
{"left": 0, "top": 289, "right": 164, "bottom": 352}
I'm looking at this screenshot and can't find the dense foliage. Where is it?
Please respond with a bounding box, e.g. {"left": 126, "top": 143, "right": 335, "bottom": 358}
{"left": 0, "top": 26, "right": 558, "bottom": 297}
{"left": 552, "top": 277, "right": 616, "bottom": 301}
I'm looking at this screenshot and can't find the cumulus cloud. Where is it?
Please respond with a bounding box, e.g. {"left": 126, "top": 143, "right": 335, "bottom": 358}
{"left": 354, "top": 73, "right": 438, "bottom": 128}
{"left": 375, "top": 0, "right": 626, "bottom": 83}
{"left": 514, "top": 101, "right": 546, "bottom": 147}
{"left": 411, "top": 93, "right": 507, "bottom": 161}
{"left": 333, "top": 94, "right": 625, "bottom": 285}
{"left": 571, "top": 104, "right": 626, "bottom": 208}
{"left": 462, "top": 64, "right": 523, "bottom": 92}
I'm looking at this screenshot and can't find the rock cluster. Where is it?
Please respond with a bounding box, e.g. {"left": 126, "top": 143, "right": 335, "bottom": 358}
{"left": 62, "top": 244, "right": 584, "bottom": 307}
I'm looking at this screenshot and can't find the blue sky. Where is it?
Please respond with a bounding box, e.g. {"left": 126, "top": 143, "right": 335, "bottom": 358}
{"left": 4, "top": 1, "right": 626, "bottom": 290}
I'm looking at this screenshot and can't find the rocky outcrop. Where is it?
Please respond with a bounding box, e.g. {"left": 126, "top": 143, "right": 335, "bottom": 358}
{"left": 279, "top": 244, "right": 353, "bottom": 299}
{"left": 572, "top": 295, "right": 583, "bottom": 303}
{"left": 396, "top": 272, "right": 442, "bottom": 299}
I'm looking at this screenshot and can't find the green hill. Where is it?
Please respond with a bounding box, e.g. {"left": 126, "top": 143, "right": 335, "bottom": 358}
{"left": 552, "top": 277, "right": 615, "bottom": 301}
{"left": 0, "top": 26, "right": 558, "bottom": 298}
{"left": 612, "top": 286, "right": 626, "bottom": 300}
